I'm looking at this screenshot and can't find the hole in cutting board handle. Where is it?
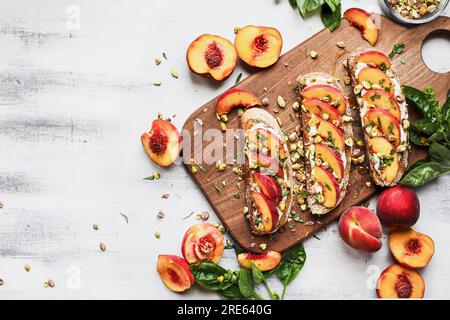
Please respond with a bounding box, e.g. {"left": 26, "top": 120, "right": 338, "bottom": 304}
{"left": 421, "top": 29, "right": 450, "bottom": 74}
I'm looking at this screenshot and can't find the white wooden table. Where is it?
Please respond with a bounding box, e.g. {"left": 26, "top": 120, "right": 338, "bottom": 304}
{"left": 0, "top": 0, "right": 449, "bottom": 299}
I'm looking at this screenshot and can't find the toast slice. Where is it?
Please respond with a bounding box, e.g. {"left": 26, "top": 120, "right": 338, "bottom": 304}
{"left": 298, "top": 72, "right": 353, "bottom": 215}
{"left": 241, "top": 108, "right": 294, "bottom": 235}
{"left": 346, "top": 49, "right": 409, "bottom": 186}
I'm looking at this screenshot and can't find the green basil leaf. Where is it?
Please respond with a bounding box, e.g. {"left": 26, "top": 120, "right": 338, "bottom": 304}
{"left": 400, "top": 162, "right": 450, "bottom": 187}
{"left": 218, "top": 284, "right": 244, "bottom": 300}
{"left": 251, "top": 264, "right": 266, "bottom": 285}
{"left": 405, "top": 159, "right": 429, "bottom": 174}
{"left": 429, "top": 141, "right": 450, "bottom": 164}
{"left": 190, "top": 262, "right": 236, "bottom": 291}
{"left": 324, "top": 0, "right": 336, "bottom": 11}
{"left": 277, "top": 244, "right": 306, "bottom": 286}
{"left": 321, "top": 3, "right": 341, "bottom": 31}
{"left": 238, "top": 269, "right": 255, "bottom": 299}
{"left": 409, "top": 128, "right": 430, "bottom": 146}
{"left": 297, "top": 0, "right": 307, "bottom": 17}
{"left": 442, "top": 95, "right": 450, "bottom": 120}
{"left": 403, "top": 85, "right": 439, "bottom": 120}
{"left": 429, "top": 130, "right": 446, "bottom": 142}
{"left": 411, "top": 118, "right": 439, "bottom": 136}
{"left": 289, "top": 0, "right": 298, "bottom": 9}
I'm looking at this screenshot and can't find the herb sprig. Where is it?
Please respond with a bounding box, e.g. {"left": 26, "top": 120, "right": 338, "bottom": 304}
{"left": 283, "top": 0, "right": 342, "bottom": 31}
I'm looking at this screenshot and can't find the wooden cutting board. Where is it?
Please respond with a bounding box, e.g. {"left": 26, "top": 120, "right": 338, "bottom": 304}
{"left": 182, "top": 14, "right": 450, "bottom": 253}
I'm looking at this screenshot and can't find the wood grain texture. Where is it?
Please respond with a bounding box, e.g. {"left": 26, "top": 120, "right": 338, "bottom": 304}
{"left": 183, "top": 15, "right": 449, "bottom": 253}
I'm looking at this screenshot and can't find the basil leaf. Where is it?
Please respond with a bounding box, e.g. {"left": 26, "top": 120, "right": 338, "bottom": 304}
{"left": 251, "top": 264, "right": 266, "bottom": 285}
{"left": 429, "top": 130, "right": 446, "bottom": 142}
{"left": 238, "top": 269, "right": 255, "bottom": 299}
{"left": 405, "top": 159, "right": 429, "bottom": 174}
{"left": 442, "top": 95, "right": 450, "bottom": 120}
{"left": 218, "top": 284, "right": 244, "bottom": 300}
{"left": 289, "top": 0, "right": 298, "bottom": 8}
{"left": 409, "top": 129, "right": 429, "bottom": 146}
{"left": 298, "top": 0, "right": 324, "bottom": 17}
{"left": 321, "top": 3, "right": 341, "bottom": 31}
{"left": 400, "top": 162, "right": 450, "bottom": 187}
{"left": 429, "top": 141, "right": 450, "bottom": 164}
{"left": 404, "top": 85, "right": 439, "bottom": 120}
{"left": 411, "top": 118, "right": 439, "bottom": 136}
{"left": 190, "top": 262, "right": 236, "bottom": 291}
{"left": 277, "top": 244, "right": 306, "bottom": 299}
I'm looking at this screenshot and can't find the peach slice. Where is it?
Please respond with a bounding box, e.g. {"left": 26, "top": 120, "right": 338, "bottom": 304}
{"left": 247, "top": 128, "right": 287, "bottom": 160}
{"left": 364, "top": 108, "right": 401, "bottom": 146}
{"left": 301, "top": 85, "right": 347, "bottom": 115}
{"left": 181, "top": 223, "right": 224, "bottom": 265}
{"left": 141, "top": 119, "right": 181, "bottom": 167}
{"left": 389, "top": 228, "right": 434, "bottom": 269}
{"left": 249, "top": 152, "right": 284, "bottom": 178}
{"left": 157, "top": 255, "right": 194, "bottom": 293}
{"left": 238, "top": 251, "right": 282, "bottom": 271}
{"left": 377, "top": 264, "right": 425, "bottom": 299}
{"left": 216, "top": 88, "right": 261, "bottom": 116}
{"left": 252, "top": 192, "right": 279, "bottom": 232}
{"left": 357, "top": 67, "right": 393, "bottom": 94}
{"left": 356, "top": 51, "right": 391, "bottom": 69}
{"left": 314, "top": 143, "right": 344, "bottom": 182}
{"left": 312, "top": 166, "right": 340, "bottom": 208}
{"left": 302, "top": 98, "right": 342, "bottom": 124}
{"left": 338, "top": 206, "right": 383, "bottom": 253}
{"left": 308, "top": 117, "right": 345, "bottom": 153}
{"left": 186, "top": 34, "right": 237, "bottom": 81}
{"left": 343, "top": 8, "right": 378, "bottom": 46}
{"left": 254, "top": 172, "right": 282, "bottom": 203}
{"left": 368, "top": 137, "right": 399, "bottom": 184}
{"left": 234, "top": 25, "right": 283, "bottom": 68}
{"left": 362, "top": 89, "right": 401, "bottom": 121}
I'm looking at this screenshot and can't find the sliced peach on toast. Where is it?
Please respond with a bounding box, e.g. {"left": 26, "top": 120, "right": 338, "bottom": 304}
{"left": 157, "top": 255, "right": 194, "bottom": 293}
{"left": 362, "top": 89, "right": 401, "bottom": 121}
{"left": 376, "top": 264, "right": 425, "bottom": 299}
{"left": 343, "top": 8, "right": 378, "bottom": 46}
{"left": 364, "top": 108, "right": 401, "bottom": 146}
{"left": 254, "top": 172, "right": 282, "bottom": 203}
{"left": 238, "top": 251, "right": 282, "bottom": 271}
{"left": 312, "top": 166, "right": 340, "bottom": 208}
{"left": 141, "top": 119, "right": 181, "bottom": 167}
{"left": 368, "top": 137, "right": 399, "bottom": 184}
{"left": 186, "top": 34, "right": 237, "bottom": 81}
{"left": 252, "top": 192, "right": 279, "bottom": 232}
{"left": 249, "top": 152, "right": 284, "bottom": 178}
{"left": 308, "top": 116, "right": 345, "bottom": 152}
{"left": 314, "top": 143, "right": 344, "bottom": 182}
{"left": 389, "top": 228, "right": 435, "bottom": 269}
{"left": 302, "top": 98, "right": 342, "bottom": 124}
{"left": 234, "top": 25, "right": 283, "bottom": 68}
{"left": 357, "top": 67, "right": 393, "bottom": 94}
{"left": 356, "top": 51, "right": 391, "bottom": 69}
{"left": 216, "top": 88, "right": 261, "bottom": 116}
{"left": 301, "top": 85, "right": 347, "bottom": 115}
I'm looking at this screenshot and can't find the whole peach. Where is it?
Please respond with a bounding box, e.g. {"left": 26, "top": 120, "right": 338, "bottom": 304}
{"left": 377, "top": 185, "right": 420, "bottom": 229}
{"left": 338, "top": 206, "right": 383, "bottom": 253}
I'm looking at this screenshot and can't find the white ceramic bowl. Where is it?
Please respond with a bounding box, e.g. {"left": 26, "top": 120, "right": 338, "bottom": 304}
{"left": 379, "top": 0, "right": 449, "bottom": 24}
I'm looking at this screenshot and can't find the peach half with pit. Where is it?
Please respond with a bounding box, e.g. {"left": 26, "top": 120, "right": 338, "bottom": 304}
{"left": 216, "top": 88, "right": 261, "bottom": 116}
{"left": 302, "top": 98, "right": 342, "bottom": 125}
{"left": 357, "top": 67, "right": 393, "bottom": 94}
{"left": 238, "top": 251, "right": 282, "bottom": 271}
{"left": 368, "top": 137, "right": 399, "bottom": 184}
{"left": 312, "top": 166, "right": 340, "bottom": 209}
{"left": 362, "top": 89, "right": 401, "bottom": 121}
{"left": 182, "top": 223, "right": 224, "bottom": 265}
{"left": 338, "top": 206, "right": 383, "bottom": 253}
{"left": 157, "top": 255, "right": 194, "bottom": 293}
{"left": 356, "top": 51, "right": 391, "bottom": 69}
{"left": 186, "top": 34, "right": 237, "bottom": 81}
{"left": 141, "top": 119, "right": 181, "bottom": 167}
{"left": 364, "top": 108, "right": 401, "bottom": 146}
{"left": 343, "top": 8, "right": 378, "bottom": 46}
{"left": 376, "top": 264, "right": 425, "bottom": 299}
{"left": 234, "top": 25, "right": 283, "bottom": 68}
{"left": 301, "top": 85, "right": 347, "bottom": 115}
{"left": 308, "top": 116, "right": 345, "bottom": 153}
{"left": 252, "top": 192, "right": 279, "bottom": 232}
{"left": 314, "top": 143, "right": 344, "bottom": 182}
{"left": 389, "top": 228, "right": 434, "bottom": 269}
{"left": 254, "top": 172, "right": 282, "bottom": 203}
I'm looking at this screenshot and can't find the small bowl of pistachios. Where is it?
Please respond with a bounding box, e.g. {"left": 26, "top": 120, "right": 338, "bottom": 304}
{"left": 380, "top": 0, "right": 449, "bottom": 24}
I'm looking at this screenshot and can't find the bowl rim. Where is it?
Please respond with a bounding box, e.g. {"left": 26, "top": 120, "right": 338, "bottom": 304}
{"left": 379, "top": 0, "right": 449, "bottom": 25}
